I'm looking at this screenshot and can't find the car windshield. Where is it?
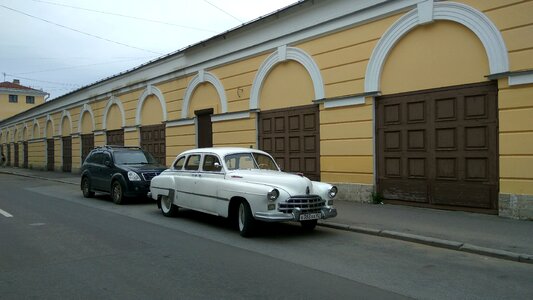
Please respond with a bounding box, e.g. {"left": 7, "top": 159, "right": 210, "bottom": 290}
{"left": 224, "top": 153, "right": 279, "bottom": 171}
{"left": 114, "top": 150, "right": 158, "bottom": 165}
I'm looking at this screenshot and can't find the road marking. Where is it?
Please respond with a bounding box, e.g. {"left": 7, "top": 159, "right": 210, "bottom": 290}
{"left": 0, "top": 208, "right": 13, "bottom": 218}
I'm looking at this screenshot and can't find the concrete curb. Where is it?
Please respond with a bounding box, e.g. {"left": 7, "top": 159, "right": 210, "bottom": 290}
{"left": 318, "top": 221, "right": 533, "bottom": 265}
{"left": 0, "top": 170, "right": 78, "bottom": 186}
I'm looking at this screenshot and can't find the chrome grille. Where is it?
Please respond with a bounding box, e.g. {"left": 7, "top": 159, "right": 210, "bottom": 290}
{"left": 141, "top": 172, "right": 160, "bottom": 181}
{"left": 278, "top": 195, "right": 325, "bottom": 214}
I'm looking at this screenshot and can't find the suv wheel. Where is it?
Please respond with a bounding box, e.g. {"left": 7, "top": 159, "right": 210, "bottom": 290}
{"left": 111, "top": 181, "right": 125, "bottom": 204}
{"left": 81, "top": 177, "right": 95, "bottom": 198}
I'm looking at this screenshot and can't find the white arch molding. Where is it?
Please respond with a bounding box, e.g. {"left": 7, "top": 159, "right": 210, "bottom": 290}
{"left": 136, "top": 85, "right": 168, "bottom": 125}
{"left": 102, "top": 96, "right": 126, "bottom": 130}
{"left": 32, "top": 118, "right": 41, "bottom": 139}
{"left": 364, "top": 1, "right": 509, "bottom": 93}
{"left": 45, "top": 115, "right": 55, "bottom": 138}
{"left": 181, "top": 70, "right": 228, "bottom": 119}
{"left": 250, "top": 45, "right": 325, "bottom": 110}
{"left": 78, "top": 103, "right": 96, "bottom": 134}
{"left": 59, "top": 110, "right": 73, "bottom": 136}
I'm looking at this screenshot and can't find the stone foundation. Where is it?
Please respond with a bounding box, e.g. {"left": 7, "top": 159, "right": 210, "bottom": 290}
{"left": 333, "top": 183, "right": 374, "bottom": 203}
{"left": 499, "top": 194, "right": 533, "bottom": 220}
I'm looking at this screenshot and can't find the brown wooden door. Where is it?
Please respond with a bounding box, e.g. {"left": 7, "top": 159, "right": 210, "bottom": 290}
{"left": 47, "top": 139, "right": 54, "bottom": 171}
{"left": 81, "top": 134, "right": 94, "bottom": 163}
{"left": 106, "top": 129, "right": 124, "bottom": 146}
{"left": 140, "top": 124, "right": 166, "bottom": 165}
{"left": 23, "top": 141, "right": 28, "bottom": 168}
{"left": 62, "top": 136, "right": 72, "bottom": 172}
{"left": 195, "top": 109, "right": 213, "bottom": 148}
{"left": 14, "top": 143, "right": 19, "bottom": 167}
{"left": 259, "top": 104, "right": 320, "bottom": 181}
{"left": 376, "top": 82, "right": 498, "bottom": 211}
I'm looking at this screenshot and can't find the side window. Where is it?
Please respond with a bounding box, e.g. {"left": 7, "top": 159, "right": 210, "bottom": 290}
{"left": 203, "top": 155, "right": 222, "bottom": 172}
{"left": 91, "top": 152, "right": 103, "bottom": 164}
{"left": 184, "top": 155, "right": 201, "bottom": 171}
{"left": 173, "top": 156, "right": 185, "bottom": 170}
{"left": 86, "top": 152, "right": 97, "bottom": 163}
{"left": 103, "top": 152, "right": 112, "bottom": 165}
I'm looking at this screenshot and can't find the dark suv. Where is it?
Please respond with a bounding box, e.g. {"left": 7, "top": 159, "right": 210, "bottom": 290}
{"left": 80, "top": 145, "right": 167, "bottom": 204}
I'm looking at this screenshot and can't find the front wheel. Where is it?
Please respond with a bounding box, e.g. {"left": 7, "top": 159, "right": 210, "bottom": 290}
{"left": 238, "top": 201, "right": 256, "bottom": 237}
{"left": 81, "top": 177, "right": 95, "bottom": 198}
{"left": 160, "top": 195, "right": 178, "bottom": 217}
{"left": 301, "top": 219, "right": 317, "bottom": 231}
{"left": 111, "top": 181, "right": 125, "bottom": 204}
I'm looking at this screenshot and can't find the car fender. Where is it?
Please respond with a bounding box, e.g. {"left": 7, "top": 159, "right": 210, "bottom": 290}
{"left": 110, "top": 173, "right": 127, "bottom": 189}
{"left": 150, "top": 172, "right": 179, "bottom": 201}
{"left": 218, "top": 180, "right": 290, "bottom": 215}
{"left": 80, "top": 169, "right": 92, "bottom": 188}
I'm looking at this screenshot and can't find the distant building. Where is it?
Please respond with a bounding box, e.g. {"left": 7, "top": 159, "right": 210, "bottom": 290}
{"left": 0, "top": 79, "right": 48, "bottom": 121}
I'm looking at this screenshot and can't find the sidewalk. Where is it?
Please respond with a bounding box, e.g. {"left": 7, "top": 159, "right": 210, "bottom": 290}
{"left": 1, "top": 166, "right": 532, "bottom": 264}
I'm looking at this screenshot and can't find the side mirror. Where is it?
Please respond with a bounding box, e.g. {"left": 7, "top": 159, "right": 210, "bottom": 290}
{"left": 104, "top": 160, "right": 112, "bottom": 167}
{"left": 214, "top": 162, "right": 222, "bottom": 171}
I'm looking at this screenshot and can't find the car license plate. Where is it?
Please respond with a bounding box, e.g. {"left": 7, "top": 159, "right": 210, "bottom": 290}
{"left": 299, "top": 213, "right": 321, "bottom": 221}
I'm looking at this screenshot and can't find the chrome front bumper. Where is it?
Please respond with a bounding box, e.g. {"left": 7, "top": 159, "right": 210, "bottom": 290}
{"left": 254, "top": 206, "right": 337, "bottom": 222}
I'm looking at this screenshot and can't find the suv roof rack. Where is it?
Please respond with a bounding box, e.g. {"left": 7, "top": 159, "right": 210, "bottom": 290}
{"left": 92, "top": 145, "right": 142, "bottom": 150}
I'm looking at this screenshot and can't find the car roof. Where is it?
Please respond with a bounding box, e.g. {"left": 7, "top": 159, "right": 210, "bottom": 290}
{"left": 179, "top": 147, "right": 269, "bottom": 157}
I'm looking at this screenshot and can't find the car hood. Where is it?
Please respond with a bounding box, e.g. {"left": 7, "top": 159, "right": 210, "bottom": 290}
{"left": 118, "top": 163, "right": 167, "bottom": 172}
{"left": 226, "top": 169, "right": 313, "bottom": 196}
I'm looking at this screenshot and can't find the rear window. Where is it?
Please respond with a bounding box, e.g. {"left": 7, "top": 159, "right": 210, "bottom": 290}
{"left": 173, "top": 156, "right": 185, "bottom": 170}
{"left": 184, "top": 155, "right": 201, "bottom": 171}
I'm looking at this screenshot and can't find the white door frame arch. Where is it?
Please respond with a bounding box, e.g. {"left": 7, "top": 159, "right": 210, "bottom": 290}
{"left": 136, "top": 85, "right": 168, "bottom": 125}
{"left": 364, "top": 1, "right": 509, "bottom": 93}
{"left": 181, "top": 70, "right": 228, "bottom": 119}
{"left": 250, "top": 45, "right": 325, "bottom": 110}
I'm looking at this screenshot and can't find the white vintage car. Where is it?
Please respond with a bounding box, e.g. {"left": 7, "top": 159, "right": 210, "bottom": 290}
{"left": 149, "top": 147, "right": 337, "bottom": 237}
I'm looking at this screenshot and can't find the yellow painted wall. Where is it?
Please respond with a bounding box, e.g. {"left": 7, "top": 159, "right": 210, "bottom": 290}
{"left": 125, "top": 130, "right": 139, "bottom": 147}
{"left": 259, "top": 60, "right": 314, "bottom": 111}
{"left": 211, "top": 53, "right": 269, "bottom": 112}
{"left": 213, "top": 115, "right": 257, "bottom": 148}
{"left": 45, "top": 120, "right": 54, "bottom": 138}
{"left": 61, "top": 117, "right": 71, "bottom": 136}
{"left": 498, "top": 80, "right": 533, "bottom": 194}
{"left": 320, "top": 99, "right": 374, "bottom": 184}
{"left": 106, "top": 105, "right": 122, "bottom": 130}
{"left": 81, "top": 111, "right": 93, "bottom": 134}
{"left": 155, "top": 78, "right": 188, "bottom": 121}
{"left": 28, "top": 140, "right": 45, "bottom": 170}
{"left": 461, "top": 0, "right": 533, "bottom": 71}
{"left": 72, "top": 136, "right": 81, "bottom": 171}
{"left": 166, "top": 125, "right": 195, "bottom": 164}
{"left": 0, "top": 93, "right": 45, "bottom": 121}
{"left": 381, "top": 21, "right": 489, "bottom": 94}
{"left": 94, "top": 133, "right": 106, "bottom": 147}
{"left": 140, "top": 95, "right": 164, "bottom": 125}
{"left": 188, "top": 83, "right": 220, "bottom": 117}
{"left": 297, "top": 13, "right": 400, "bottom": 98}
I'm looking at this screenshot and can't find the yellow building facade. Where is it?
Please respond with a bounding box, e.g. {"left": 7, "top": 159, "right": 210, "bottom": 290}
{"left": 1, "top": 0, "right": 532, "bottom": 219}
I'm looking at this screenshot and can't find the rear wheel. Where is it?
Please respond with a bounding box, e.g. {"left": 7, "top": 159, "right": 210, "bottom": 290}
{"left": 301, "top": 219, "right": 317, "bottom": 231}
{"left": 238, "top": 201, "right": 256, "bottom": 237}
{"left": 81, "top": 177, "right": 95, "bottom": 198}
{"left": 111, "top": 181, "right": 125, "bottom": 204}
{"left": 160, "top": 195, "right": 178, "bottom": 217}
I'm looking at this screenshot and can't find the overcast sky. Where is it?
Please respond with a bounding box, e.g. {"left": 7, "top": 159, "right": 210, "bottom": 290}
{"left": 0, "top": 0, "right": 298, "bottom": 99}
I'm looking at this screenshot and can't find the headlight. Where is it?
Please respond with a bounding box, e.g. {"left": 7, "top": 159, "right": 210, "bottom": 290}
{"left": 328, "top": 186, "right": 338, "bottom": 198}
{"left": 128, "top": 171, "right": 141, "bottom": 181}
{"left": 267, "top": 189, "right": 279, "bottom": 201}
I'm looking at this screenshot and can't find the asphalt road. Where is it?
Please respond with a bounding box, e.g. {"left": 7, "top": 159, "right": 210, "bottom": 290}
{"left": 0, "top": 174, "right": 532, "bottom": 299}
